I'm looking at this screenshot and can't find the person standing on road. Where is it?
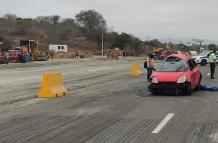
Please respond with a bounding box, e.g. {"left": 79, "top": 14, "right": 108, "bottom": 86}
{"left": 75, "top": 50, "right": 80, "bottom": 59}
{"left": 209, "top": 49, "right": 217, "bottom": 79}
{"left": 147, "top": 54, "right": 155, "bottom": 81}
{"left": 49, "top": 51, "right": 54, "bottom": 61}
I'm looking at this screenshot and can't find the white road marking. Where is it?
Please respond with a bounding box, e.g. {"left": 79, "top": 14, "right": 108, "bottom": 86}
{"left": 152, "top": 113, "right": 175, "bottom": 134}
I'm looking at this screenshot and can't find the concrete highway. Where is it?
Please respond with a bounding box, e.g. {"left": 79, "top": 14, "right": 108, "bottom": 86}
{"left": 0, "top": 58, "right": 217, "bottom": 143}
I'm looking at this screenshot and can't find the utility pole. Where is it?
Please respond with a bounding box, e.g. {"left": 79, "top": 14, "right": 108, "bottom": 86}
{"left": 167, "top": 39, "right": 171, "bottom": 50}
{"left": 146, "top": 36, "right": 150, "bottom": 42}
{"left": 101, "top": 30, "right": 104, "bottom": 57}
{"left": 145, "top": 36, "right": 150, "bottom": 53}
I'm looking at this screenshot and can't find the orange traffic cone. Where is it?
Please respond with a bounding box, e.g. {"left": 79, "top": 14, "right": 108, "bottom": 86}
{"left": 130, "top": 63, "right": 142, "bottom": 77}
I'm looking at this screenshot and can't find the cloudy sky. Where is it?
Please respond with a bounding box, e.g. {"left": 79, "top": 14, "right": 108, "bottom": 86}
{"left": 0, "top": 0, "right": 218, "bottom": 43}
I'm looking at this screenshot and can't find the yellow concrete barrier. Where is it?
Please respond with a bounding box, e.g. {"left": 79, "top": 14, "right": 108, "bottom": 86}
{"left": 38, "top": 72, "right": 68, "bottom": 98}
{"left": 130, "top": 63, "right": 142, "bottom": 77}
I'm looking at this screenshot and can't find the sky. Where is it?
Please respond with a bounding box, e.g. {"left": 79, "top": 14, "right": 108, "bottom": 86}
{"left": 0, "top": 0, "right": 218, "bottom": 43}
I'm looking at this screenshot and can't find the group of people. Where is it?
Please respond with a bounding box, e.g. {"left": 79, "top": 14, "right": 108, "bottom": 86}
{"left": 146, "top": 50, "right": 217, "bottom": 81}
{"left": 18, "top": 51, "right": 33, "bottom": 63}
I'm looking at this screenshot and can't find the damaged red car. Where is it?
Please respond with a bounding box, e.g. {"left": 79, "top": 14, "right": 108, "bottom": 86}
{"left": 149, "top": 54, "right": 202, "bottom": 95}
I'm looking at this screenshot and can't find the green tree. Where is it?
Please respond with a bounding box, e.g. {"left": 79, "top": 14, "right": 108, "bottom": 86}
{"left": 111, "top": 33, "right": 142, "bottom": 55}
{"left": 208, "top": 44, "right": 217, "bottom": 51}
{"left": 176, "top": 43, "right": 189, "bottom": 52}
{"left": 14, "top": 18, "right": 33, "bottom": 35}
{"left": 148, "top": 39, "right": 166, "bottom": 48}
{"left": 51, "top": 15, "right": 61, "bottom": 25}
{"left": 76, "top": 10, "right": 106, "bottom": 33}
{"left": 113, "top": 33, "right": 131, "bottom": 49}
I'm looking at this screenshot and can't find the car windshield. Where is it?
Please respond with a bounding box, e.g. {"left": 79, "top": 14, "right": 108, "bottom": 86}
{"left": 199, "top": 51, "right": 210, "bottom": 56}
{"left": 156, "top": 57, "right": 188, "bottom": 72}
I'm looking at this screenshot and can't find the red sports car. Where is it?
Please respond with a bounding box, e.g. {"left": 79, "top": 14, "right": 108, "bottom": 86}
{"left": 149, "top": 54, "right": 202, "bottom": 95}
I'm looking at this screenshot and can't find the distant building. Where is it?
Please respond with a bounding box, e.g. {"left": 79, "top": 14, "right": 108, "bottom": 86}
{"left": 49, "top": 44, "right": 68, "bottom": 53}
{"left": 185, "top": 42, "right": 192, "bottom": 47}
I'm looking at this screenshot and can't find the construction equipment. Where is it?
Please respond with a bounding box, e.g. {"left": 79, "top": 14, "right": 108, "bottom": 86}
{"left": 110, "top": 48, "right": 123, "bottom": 60}
{"left": 152, "top": 47, "right": 164, "bottom": 60}
{"left": 19, "top": 40, "right": 48, "bottom": 61}
{"left": 152, "top": 47, "right": 163, "bottom": 55}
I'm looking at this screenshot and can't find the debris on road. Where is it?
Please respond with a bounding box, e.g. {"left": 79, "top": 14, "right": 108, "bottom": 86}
{"left": 200, "top": 84, "right": 218, "bottom": 91}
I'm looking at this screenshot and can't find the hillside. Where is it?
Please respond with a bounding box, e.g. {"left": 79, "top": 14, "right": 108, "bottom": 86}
{"left": 0, "top": 11, "right": 143, "bottom": 57}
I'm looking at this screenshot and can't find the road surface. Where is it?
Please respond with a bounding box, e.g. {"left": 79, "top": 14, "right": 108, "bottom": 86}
{"left": 0, "top": 58, "right": 217, "bottom": 143}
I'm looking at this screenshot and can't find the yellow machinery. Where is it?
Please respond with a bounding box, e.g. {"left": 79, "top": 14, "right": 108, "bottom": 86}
{"left": 152, "top": 47, "right": 163, "bottom": 54}
{"left": 20, "top": 40, "right": 48, "bottom": 61}
{"left": 109, "top": 48, "right": 123, "bottom": 60}
{"left": 151, "top": 47, "right": 164, "bottom": 60}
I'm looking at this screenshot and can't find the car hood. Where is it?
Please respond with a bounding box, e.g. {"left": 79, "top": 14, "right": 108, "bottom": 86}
{"left": 152, "top": 71, "right": 188, "bottom": 82}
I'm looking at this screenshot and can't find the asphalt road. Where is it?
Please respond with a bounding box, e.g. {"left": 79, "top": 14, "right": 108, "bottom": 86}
{"left": 0, "top": 58, "right": 217, "bottom": 143}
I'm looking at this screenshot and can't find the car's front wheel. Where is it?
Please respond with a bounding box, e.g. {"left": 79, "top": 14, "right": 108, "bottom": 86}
{"left": 184, "top": 83, "right": 192, "bottom": 96}
{"left": 148, "top": 85, "right": 158, "bottom": 95}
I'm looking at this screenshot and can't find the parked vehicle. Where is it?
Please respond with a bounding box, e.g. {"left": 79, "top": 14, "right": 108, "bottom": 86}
{"left": 0, "top": 52, "right": 9, "bottom": 64}
{"left": 192, "top": 51, "right": 218, "bottom": 66}
{"left": 149, "top": 54, "right": 202, "bottom": 95}
{"left": 8, "top": 50, "right": 20, "bottom": 63}
{"left": 20, "top": 40, "right": 48, "bottom": 61}
{"left": 188, "top": 51, "right": 198, "bottom": 57}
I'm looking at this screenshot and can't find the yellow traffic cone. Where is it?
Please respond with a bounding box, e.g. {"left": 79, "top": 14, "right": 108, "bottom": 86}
{"left": 130, "top": 63, "right": 142, "bottom": 77}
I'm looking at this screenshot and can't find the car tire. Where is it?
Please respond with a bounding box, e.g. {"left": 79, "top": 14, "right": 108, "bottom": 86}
{"left": 201, "top": 59, "right": 207, "bottom": 66}
{"left": 151, "top": 90, "right": 158, "bottom": 95}
{"left": 175, "top": 88, "right": 179, "bottom": 96}
{"left": 185, "top": 83, "right": 192, "bottom": 96}
{"left": 195, "top": 74, "right": 202, "bottom": 90}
